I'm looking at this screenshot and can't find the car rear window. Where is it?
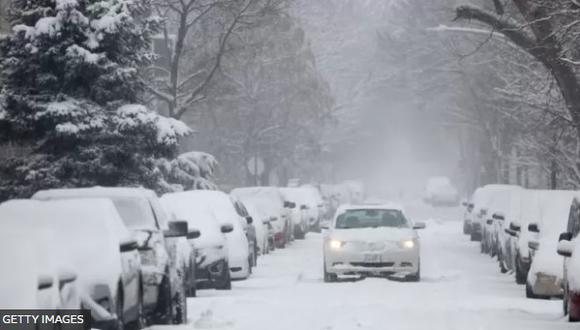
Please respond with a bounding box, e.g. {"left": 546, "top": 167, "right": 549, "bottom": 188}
{"left": 111, "top": 197, "right": 157, "bottom": 229}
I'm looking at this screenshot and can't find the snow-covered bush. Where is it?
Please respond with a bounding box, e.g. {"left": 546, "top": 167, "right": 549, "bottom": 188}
{"left": 156, "top": 151, "right": 219, "bottom": 192}
{"left": 0, "top": 0, "right": 196, "bottom": 199}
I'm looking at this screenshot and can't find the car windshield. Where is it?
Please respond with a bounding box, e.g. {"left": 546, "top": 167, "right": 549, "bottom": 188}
{"left": 111, "top": 197, "right": 157, "bottom": 229}
{"left": 335, "top": 209, "right": 408, "bottom": 229}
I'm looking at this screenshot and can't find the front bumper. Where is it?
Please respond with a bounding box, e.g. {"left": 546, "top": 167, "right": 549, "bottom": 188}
{"left": 325, "top": 247, "right": 419, "bottom": 276}
{"left": 196, "top": 259, "right": 229, "bottom": 289}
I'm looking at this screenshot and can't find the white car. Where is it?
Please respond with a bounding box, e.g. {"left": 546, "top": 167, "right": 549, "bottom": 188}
{"left": 323, "top": 204, "right": 425, "bottom": 282}
{"left": 280, "top": 187, "right": 310, "bottom": 239}
{"left": 161, "top": 192, "right": 233, "bottom": 290}
{"left": 237, "top": 198, "right": 271, "bottom": 256}
{"left": 526, "top": 190, "right": 577, "bottom": 299}
{"left": 182, "top": 190, "right": 252, "bottom": 280}
{"left": 424, "top": 177, "right": 459, "bottom": 207}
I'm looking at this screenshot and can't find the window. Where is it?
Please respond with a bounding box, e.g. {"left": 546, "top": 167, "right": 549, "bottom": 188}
{"left": 335, "top": 209, "right": 408, "bottom": 229}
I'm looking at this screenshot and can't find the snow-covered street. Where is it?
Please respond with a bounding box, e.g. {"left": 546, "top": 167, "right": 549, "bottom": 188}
{"left": 146, "top": 205, "right": 574, "bottom": 330}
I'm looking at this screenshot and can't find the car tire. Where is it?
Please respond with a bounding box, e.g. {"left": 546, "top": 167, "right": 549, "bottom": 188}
{"left": 127, "top": 285, "right": 146, "bottom": 330}
{"left": 323, "top": 262, "right": 337, "bottom": 283}
{"left": 215, "top": 263, "right": 232, "bottom": 290}
{"left": 515, "top": 256, "right": 527, "bottom": 285}
{"left": 172, "top": 275, "right": 187, "bottom": 325}
{"left": 113, "top": 290, "right": 124, "bottom": 330}
{"left": 153, "top": 274, "right": 173, "bottom": 325}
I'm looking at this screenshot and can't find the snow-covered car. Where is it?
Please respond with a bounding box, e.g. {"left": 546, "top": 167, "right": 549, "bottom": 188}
{"left": 526, "top": 190, "right": 576, "bottom": 299}
{"left": 231, "top": 195, "right": 258, "bottom": 266}
{"left": 557, "top": 194, "right": 580, "bottom": 321}
{"left": 231, "top": 187, "right": 291, "bottom": 248}
{"left": 301, "top": 185, "right": 326, "bottom": 232}
{"left": 182, "top": 190, "right": 252, "bottom": 280}
{"left": 241, "top": 200, "right": 271, "bottom": 256}
{"left": 323, "top": 204, "right": 425, "bottom": 282}
{"left": 33, "top": 187, "right": 190, "bottom": 325}
{"left": 161, "top": 191, "right": 233, "bottom": 290}
{"left": 0, "top": 206, "right": 81, "bottom": 311}
{"left": 280, "top": 187, "right": 309, "bottom": 240}
{"left": 469, "top": 186, "right": 494, "bottom": 242}
{"left": 423, "top": 176, "right": 459, "bottom": 207}
{"left": 1, "top": 198, "right": 144, "bottom": 329}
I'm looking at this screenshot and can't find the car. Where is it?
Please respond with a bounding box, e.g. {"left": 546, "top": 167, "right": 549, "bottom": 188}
{"left": 231, "top": 187, "right": 292, "bottom": 249}
{"left": 180, "top": 190, "right": 252, "bottom": 280}
{"left": 322, "top": 204, "right": 425, "bottom": 282}
{"left": 161, "top": 191, "right": 233, "bottom": 290}
{"left": 526, "top": 190, "right": 576, "bottom": 299}
{"left": 423, "top": 176, "right": 459, "bottom": 207}
{"left": 0, "top": 214, "right": 81, "bottom": 311}
{"left": 482, "top": 185, "right": 523, "bottom": 260}
{"left": 301, "top": 185, "right": 326, "bottom": 232}
{"left": 280, "top": 187, "right": 310, "bottom": 240}
{"left": 231, "top": 195, "right": 259, "bottom": 266}
{"left": 1, "top": 198, "right": 145, "bottom": 329}
{"left": 557, "top": 194, "right": 580, "bottom": 321}
{"left": 231, "top": 195, "right": 271, "bottom": 256}
{"left": 469, "top": 186, "right": 495, "bottom": 242}
{"left": 32, "top": 187, "right": 190, "bottom": 325}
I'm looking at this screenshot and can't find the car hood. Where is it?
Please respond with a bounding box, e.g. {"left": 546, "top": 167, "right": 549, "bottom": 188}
{"left": 330, "top": 227, "right": 416, "bottom": 242}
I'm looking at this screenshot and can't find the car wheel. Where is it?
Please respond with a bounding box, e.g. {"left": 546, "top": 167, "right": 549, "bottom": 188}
{"left": 323, "top": 262, "right": 337, "bottom": 283}
{"left": 215, "top": 263, "right": 232, "bottom": 290}
{"left": 127, "top": 286, "right": 146, "bottom": 330}
{"left": 172, "top": 275, "right": 187, "bottom": 324}
{"left": 113, "top": 291, "right": 124, "bottom": 330}
{"left": 515, "top": 255, "right": 527, "bottom": 285}
{"left": 153, "top": 274, "right": 172, "bottom": 325}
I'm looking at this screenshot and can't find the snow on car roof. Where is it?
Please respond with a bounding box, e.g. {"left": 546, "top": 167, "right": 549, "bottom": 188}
{"left": 337, "top": 203, "right": 404, "bottom": 213}
{"left": 33, "top": 186, "right": 156, "bottom": 199}
{"left": 161, "top": 192, "right": 226, "bottom": 248}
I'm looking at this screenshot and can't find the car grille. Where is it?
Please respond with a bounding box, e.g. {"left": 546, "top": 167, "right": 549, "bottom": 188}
{"left": 350, "top": 262, "right": 395, "bottom": 268}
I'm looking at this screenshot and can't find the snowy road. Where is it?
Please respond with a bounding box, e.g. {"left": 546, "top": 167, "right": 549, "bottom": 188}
{"left": 153, "top": 205, "right": 575, "bottom": 330}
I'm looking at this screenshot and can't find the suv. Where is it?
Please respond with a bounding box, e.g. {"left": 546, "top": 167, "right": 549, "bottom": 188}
{"left": 33, "top": 187, "right": 191, "bottom": 325}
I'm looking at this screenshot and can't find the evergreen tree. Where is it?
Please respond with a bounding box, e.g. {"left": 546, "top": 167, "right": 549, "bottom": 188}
{"left": 0, "top": 0, "right": 191, "bottom": 199}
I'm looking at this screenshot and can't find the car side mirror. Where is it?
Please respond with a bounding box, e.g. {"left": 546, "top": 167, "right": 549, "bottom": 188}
{"left": 38, "top": 274, "right": 54, "bottom": 290}
{"left": 509, "top": 222, "right": 521, "bottom": 232}
{"left": 164, "top": 220, "right": 188, "bottom": 238}
{"left": 560, "top": 232, "right": 573, "bottom": 242}
{"left": 528, "top": 240, "right": 539, "bottom": 250}
{"left": 284, "top": 201, "right": 296, "bottom": 209}
{"left": 504, "top": 228, "right": 516, "bottom": 237}
{"left": 221, "top": 224, "right": 234, "bottom": 234}
{"left": 492, "top": 213, "right": 505, "bottom": 221}
{"left": 413, "top": 222, "right": 426, "bottom": 230}
{"left": 528, "top": 223, "right": 540, "bottom": 233}
{"left": 58, "top": 271, "right": 77, "bottom": 288}
{"left": 486, "top": 219, "right": 493, "bottom": 225}
{"left": 187, "top": 229, "right": 201, "bottom": 240}
{"left": 120, "top": 238, "right": 139, "bottom": 252}
{"left": 558, "top": 240, "right": 575, "bottom": 258}
{"left": 246, "top": 216, "right": 253, "bottom": 225}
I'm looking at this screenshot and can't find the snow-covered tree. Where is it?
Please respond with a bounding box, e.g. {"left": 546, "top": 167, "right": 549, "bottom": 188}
{"left": 0, "top": 0, "right": 193, "bottom": 199}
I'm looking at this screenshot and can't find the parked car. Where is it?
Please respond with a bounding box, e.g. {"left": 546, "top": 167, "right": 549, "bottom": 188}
{"left": 526, "top": 190, "right": 576, "bottom": 299}
{"left": 231, "top": 195, "right": 259, "bottom": 266}
{"left": 469, "top": 186, "right": 495, "bottom": 242}
{"left": 423, "top": 176, "right": 459, "bottom": 207}
{"left": 181, "top": 190, "right": 252, "bottom": 280}
{"left": 0, "top": 204, "right": 81, "bottom": 311}
{"left": 323, "top": 204, "right": 425, "bottom": 282}
{"left": 505, "top": 189, "right": 543, "bottom": 284}
{"left": 231, "top": 196, "right": 271, "bottom": 256}
{"left": 482, "top": 185, "right": 523, "bottom": 259}
{"left": 161, "top": 192, "right": 233, "bottom": 290}
{"left": 557, "top": 194, "right": 580, "bottom": 321}
{"left": 33, "top": 187, "right": 191, "bottom": 325}
{"left": 301, "top": 185, "right": 326, "bottom": 232}
{"left": 280, "top": 187, "right": 309, "bottom": 240}
{"left": 231, "top": 187, "right": 292, "bottom": 248}
{"left": 2, "top": 198, "right": 145, "bottom": 329}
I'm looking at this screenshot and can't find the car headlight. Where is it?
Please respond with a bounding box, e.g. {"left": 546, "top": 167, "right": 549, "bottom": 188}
{"left": 401, "top": 239, "right": 415, "bottom": 249}
{"left": 329, "top": 240, "right": 345, "bottom": 249}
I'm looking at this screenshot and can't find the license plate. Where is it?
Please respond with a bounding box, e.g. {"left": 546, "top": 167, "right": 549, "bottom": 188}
{"left": 364, "top": 254, "right": 381, "bottom": 262}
